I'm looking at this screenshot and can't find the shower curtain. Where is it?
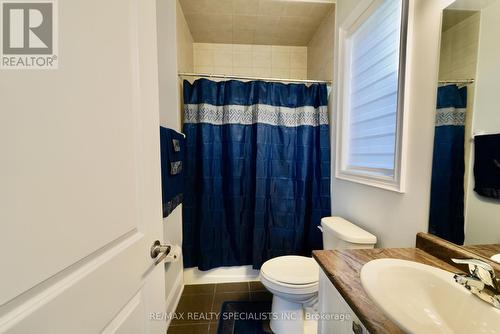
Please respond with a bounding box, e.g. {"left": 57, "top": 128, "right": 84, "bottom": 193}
{"left": 429, "top": 84, "right": 467, "bottom": 245}
{"left": 182, "top": 78, "right": 331, "bottom": 270}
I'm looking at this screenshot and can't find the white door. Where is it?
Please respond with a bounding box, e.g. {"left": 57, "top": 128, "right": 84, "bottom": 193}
{"left": 0, "top": 0, "right": 167, "bottom": 333}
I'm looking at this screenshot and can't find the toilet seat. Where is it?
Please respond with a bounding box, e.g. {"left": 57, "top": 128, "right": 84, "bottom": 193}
{"left": 261, "top": 255, "right": 319, "bottom": 285}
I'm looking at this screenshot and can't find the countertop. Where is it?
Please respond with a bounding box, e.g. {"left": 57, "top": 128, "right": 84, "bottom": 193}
{"left": 465, "top": 244, "right": 500, "bottom": 259}
{"left": 312, "top": 247, "right": 463, "bottom": 334}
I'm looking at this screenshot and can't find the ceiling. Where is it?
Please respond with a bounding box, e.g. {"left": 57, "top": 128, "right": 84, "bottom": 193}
{"left": 442, "top": 9, "right": 478, "bottom": 31}
{"left": 179, "top": 0, "right": 336, "bottom": 46}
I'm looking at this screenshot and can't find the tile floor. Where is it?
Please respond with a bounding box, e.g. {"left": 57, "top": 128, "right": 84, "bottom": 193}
{"left": 167, "top": 281, "right": 272, "bottom": 334}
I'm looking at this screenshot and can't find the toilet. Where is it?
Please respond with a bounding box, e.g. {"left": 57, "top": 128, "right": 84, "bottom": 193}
{"left": 259, "top": 217, "right": 377, "bottom": 334}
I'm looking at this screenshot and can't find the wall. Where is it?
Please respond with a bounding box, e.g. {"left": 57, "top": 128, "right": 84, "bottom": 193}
{"left": 307, "top": 7, "right": 336, "bottom": 81}
{"left": 464, "top": 0, "right": 500, "bottom": 244}
{"left": 439, "top": 13, "right": 480, "bottom": 80}
{"left": 331, "top": 0, "right": 454, "bottom": 248}
{"left": 193, "top": 43, "right": 307, "bottom": 79}
{"left": 439, "top": 12, "right": 480, "bottom": 211}
{"left": 156, "top": 0, "right": 185, "bottom": 320}
{"left": 176, "top": 1, "right": 194, "bottom": 74}
{"left": 176, "top": 0, "right": 194, "bottom": 126}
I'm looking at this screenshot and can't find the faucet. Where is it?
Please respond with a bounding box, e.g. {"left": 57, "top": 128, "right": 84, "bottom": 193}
{"left": 452, "top": 258, "right": 500, "bottom": 309}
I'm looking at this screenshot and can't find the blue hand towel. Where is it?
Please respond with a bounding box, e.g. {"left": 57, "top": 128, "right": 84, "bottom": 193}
{"left": 160, "top": 127, "right": 186, "bottom": 217}
{"left": 473, "top": 133, "right": 500, "bottom": 200}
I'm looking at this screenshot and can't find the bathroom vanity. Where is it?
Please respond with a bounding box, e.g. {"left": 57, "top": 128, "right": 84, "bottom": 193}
{"left": 312, "top": 233, "right": 500, "bottom": 333}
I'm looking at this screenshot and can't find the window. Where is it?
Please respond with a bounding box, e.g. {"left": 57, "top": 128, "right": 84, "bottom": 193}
{"left": 336, "top": 0, "right": 408, "bottom": 192}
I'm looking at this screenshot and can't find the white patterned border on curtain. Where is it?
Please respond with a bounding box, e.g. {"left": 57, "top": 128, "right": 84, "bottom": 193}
{"left": 435, "top": 107, "right": 466, "bottom": 127}
{"left": 184, "top": 103, "right": 329, "bottom": 127}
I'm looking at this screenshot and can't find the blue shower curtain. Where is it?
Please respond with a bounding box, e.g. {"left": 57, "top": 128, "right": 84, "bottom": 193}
{"left": 429, "top": 84, "right": 467, "bottom": 245}
{"left": 182, "top": 78, "right": 331, "bottom": 270}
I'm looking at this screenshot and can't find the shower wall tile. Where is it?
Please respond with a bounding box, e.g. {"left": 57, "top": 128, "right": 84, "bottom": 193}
{"left": 439, "top": 12, "right": 480, "bottom": 81}
{"left": 252, "top": 45, "right": 271, "bottom": 54}
{"left": 290, "top": 69, "right": 307, "bottom": 80}
{"left": 252, "top": 52, "right": 271, "bottom": 68}
{"left": 253, "top": 67, "right": 272, "bottom": 77}
{"left": 271, "top": 51, "right": 291, "bottom": 69}
{"left": 193, "top": 43, "right": 307, "bottom": 80}
{"left": 233, "top": 52, "right": 252, "bottom": 67}
{"left": 213, "top": 66, "right": 233, "bottom": 75}
{"left": 213, "top": 50, "right": 233, "bottom": 67}
{"left": 233, "top": 44, "right": 252, "bottom": 53}
{"left": 233, "top": 66, "right": 253, "bottom": 76}
{"left": 291, "top": 50, "right": 307, "bottom": 69}
{"left": 307, "top": 7, "right": 335, "bottom": 81}
{"left": 194, "top": 50, "right": 214, "bottom": 67}
{"left": 176, "top": 1, "right": 194, "bottom": 74}
{"left": 194, "top": 66, "right": 214, "bottom": 74}
{"left": 271, "top": 68, "right": 290, "bottom": 79}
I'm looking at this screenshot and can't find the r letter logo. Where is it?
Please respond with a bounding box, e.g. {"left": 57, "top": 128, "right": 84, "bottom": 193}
{"left": 1, "top": 0, "right": 58, "bottom": 69}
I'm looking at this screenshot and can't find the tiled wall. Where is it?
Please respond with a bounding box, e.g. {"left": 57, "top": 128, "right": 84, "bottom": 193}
{"left": 176, "top": 1, "right": 194, "bottom": 120}
{"left": 176, "top": 0, "right": 194, "bottom": 73}
{"left": 439, "top": 12, "right": 480, "bottom": 80}
{"left": 193, "top": 43, "right": 307, "bottom": 79}
{"left": 307, "top": 7, "right": 335, "bottom": 81}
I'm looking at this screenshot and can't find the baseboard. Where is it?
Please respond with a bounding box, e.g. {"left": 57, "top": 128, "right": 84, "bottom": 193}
{"left": 165, "top": 270, "right": 184, "bottom": 329}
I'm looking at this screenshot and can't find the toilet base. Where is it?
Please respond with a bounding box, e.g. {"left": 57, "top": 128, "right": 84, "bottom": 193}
{"left": 269, "top": 296, "right": 318, "bottom": 334}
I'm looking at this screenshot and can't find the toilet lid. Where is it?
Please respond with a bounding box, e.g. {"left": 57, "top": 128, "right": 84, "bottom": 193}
{"left": 261, "top": 256, "right": 319, "bottom": 285}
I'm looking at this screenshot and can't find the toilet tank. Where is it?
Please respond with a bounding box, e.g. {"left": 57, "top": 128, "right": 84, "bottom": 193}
{"left": 320, "top": 217, "right": 377, "bottom": 249}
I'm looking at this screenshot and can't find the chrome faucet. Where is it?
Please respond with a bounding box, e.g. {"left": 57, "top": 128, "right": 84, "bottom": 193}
{"left": 452, "top": 258, "right": 500, "bottom": 309}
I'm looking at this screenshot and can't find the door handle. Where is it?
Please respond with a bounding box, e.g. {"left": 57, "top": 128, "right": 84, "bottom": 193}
{"left": 150, "top": 240, "right": 171, "bottom": 265}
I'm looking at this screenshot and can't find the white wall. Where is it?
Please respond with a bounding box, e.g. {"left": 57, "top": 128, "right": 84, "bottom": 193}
{"left": 464, "top": 0, "right": 500, "bottom": 244}
{"left": 193, "top": 43, "right": 308, "bottom": 79}
{"left": 331, "top": 0, "right": 454, "bottom": 248}
{"left": 156, "top": 0, "right": 184, "bottom": 318}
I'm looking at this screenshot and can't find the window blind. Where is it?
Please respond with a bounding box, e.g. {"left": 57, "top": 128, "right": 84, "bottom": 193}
{"left": 346, "top": 0, "right": 403, "bottom": 175}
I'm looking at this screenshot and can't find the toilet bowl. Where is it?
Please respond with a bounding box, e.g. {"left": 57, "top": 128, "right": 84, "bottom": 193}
{"left": 260, "top": 217, "right": 377, "bottom": 334}
{"left": 260, "top": 256, "right": 319, "bottom": 334}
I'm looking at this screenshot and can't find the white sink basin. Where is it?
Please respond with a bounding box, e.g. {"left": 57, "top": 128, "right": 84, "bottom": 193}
{"left": 360, "top": 259, "right": 500, "bottom": 334}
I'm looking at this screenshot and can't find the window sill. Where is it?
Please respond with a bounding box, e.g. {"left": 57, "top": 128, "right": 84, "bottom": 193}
{"left": 335, "top": 170, "right": 405, "bottom": 193}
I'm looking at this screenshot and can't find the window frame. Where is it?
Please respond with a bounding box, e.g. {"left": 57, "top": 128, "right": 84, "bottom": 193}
{"left": 335, "top": 0, "right": 409, "bottom": 193}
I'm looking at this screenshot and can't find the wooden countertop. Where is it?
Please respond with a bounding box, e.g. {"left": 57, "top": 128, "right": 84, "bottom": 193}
{"left": 312, "top": 247, "right": 463, "bottom": 334}
{"left": 465, "top": 244, "right": 500, "bottom": 259}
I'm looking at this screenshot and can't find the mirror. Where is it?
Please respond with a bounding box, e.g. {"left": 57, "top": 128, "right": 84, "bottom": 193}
{"left": 428, "top": 0, "right": 500, "bottom": 253}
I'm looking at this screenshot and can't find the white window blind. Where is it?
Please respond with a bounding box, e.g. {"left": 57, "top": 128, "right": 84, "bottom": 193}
{"left": 346, "top": 0, "right": 404, "bottom": 177}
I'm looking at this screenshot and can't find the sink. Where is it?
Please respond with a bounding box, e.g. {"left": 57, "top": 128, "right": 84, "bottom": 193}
{"left": 360, "top": 259, "right": 500, "bottom": 334}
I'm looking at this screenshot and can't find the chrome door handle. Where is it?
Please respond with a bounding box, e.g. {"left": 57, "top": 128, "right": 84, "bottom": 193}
{"left": 150, "top": 240, "right": 171, "bottom": 265}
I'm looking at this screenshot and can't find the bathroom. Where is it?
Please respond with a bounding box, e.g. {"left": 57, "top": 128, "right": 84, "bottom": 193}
{"left": 1, "top": 0, "right": 499, "bottom": 333}
{"left": 158, "top": 0, "right": 500, "bottom": 333}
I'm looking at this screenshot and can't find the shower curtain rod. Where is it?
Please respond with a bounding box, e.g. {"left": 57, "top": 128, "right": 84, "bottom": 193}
{"left": 438, "top": 79, "right": 475, "bottom": 84}
{"left": 178, "top": 72, "right": 333, "bottom": 85}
